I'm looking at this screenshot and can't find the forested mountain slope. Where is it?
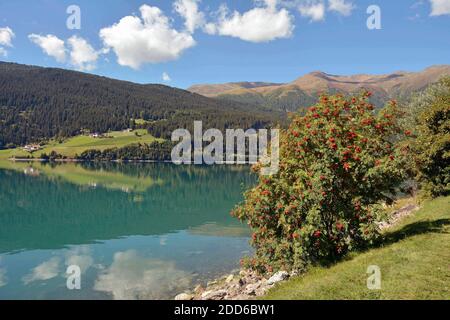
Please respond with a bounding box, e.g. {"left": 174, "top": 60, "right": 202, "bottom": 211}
{"left": 0, "top": 62, "right": 278, "bottom": 147}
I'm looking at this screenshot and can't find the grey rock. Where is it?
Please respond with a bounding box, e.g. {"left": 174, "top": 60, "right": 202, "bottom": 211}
{"left": 194, "top": 284, "right": 204, "bottom": 294}
{"left": 256, "top": 286, "right": 270, "bottom": 296}
{"left": 207, "top": 280, "right": 218, "bottom": 286}
{"left": 267, "top": 271, "right": 290, "bottom": 285}
{"left": 244, "top": 283, "right": 261, "bottom": 296}
{"left": 175, "top": 293, "right": 194, "bottom": 300}
{"left": 201, "top": 289, "right": 227, "bottom": 300}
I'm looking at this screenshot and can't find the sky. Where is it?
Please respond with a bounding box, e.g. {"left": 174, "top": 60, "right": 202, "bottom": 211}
{"left": 0, "top": 0, "right": 449, "bottom": 89}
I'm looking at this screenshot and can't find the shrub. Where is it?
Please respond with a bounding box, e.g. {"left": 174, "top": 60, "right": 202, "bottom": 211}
{"left": 232, "top": 92, "right": 409, "bottom": 273}
{"left": 409, "top": 77, "right": 450, "bottom": 198}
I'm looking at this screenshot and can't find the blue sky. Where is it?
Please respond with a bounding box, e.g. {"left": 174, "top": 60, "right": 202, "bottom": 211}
{"left": 0, "top": 0, "right": 449, "bottom": 88}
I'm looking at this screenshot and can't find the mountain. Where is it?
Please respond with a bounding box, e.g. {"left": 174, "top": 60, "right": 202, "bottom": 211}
{"left": 188, "top": 82, "right": 283, "bottom": 97}
{"left": 188, "top": 65, "right": 450, "bottom": 111}
{"left": 0, "top": 62, "right": 280, "bottom": 148}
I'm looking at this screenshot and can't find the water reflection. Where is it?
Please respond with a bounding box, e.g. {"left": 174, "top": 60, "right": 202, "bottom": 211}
{"left": 94, "top": 250, "right": 192, "bottom": 300}
{"left": 0, "top": 163, "right": 254, "bottom": 253}
{"left": 65, "top": 246, "right": 94, "bottom": 273}
{"left": 0, "top": 162, "right": 255, "bottom": 299}
{"left": 0, "top": 269, "right": 6, "bottom": 288}
{"left": 22, "top": 257, "right": 61, "bottom": 284}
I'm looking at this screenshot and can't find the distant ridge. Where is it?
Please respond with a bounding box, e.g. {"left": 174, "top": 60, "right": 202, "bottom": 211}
{"left": 188, "top": 65, "right": 450, "bottom": 111}
{"left": 188, "top": 82, "right": 283, "bottom": 97}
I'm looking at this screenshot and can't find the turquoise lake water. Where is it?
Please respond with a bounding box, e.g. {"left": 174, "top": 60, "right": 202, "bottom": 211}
{"left": 0, "top": 162, "right": 255, "bottom": 300}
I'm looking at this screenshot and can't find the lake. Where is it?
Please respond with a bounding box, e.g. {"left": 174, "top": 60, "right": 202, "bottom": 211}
{"left": 0, "top": 162, "right": 256, "bottom": 300}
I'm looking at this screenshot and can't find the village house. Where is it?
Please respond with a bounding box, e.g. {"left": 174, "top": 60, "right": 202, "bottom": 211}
{"left": 23, "top": 144, "right": 41, "bottom": 152}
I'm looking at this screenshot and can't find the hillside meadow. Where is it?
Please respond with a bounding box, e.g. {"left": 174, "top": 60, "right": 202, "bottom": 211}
{"left": 0, "top": 129, "right": 162, "bottom": 160}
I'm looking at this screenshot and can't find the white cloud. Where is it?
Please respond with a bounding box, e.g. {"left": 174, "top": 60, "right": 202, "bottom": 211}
{"left": 160, "top": 235, "right": 168, "bottom": 246}
{"left": 0, "top": 47, "right": 7, "bottom": 57}
{"left": 298, "top": 0, "right": 326, "bottom": 22}
{"left": 328, "top": 0, "right": 354, "bottom": 16}
{"left": 207, "top": 0, "right": 294, "bottom": 43}
{"left": 94, "top": 250, "right": 192, "bottom": 300}
{"left": 0, "top": 27, "right": 15, "bottom": 56}
{"left": 203, "top": 22, "right": 217, "bottom": 34}
{"left": 0, "top": 27, "right": 14, "bottom": 47}
{"left": 162, "top": 72, "right": 171, "bottom": 82}
{"left": 99, "top": 5, "right": 196, "bottom": 69}
{"left": 22, "top": 257, "right": 60, "bottom": 284}
{"left": 29, "top": 34, "right": 100, "bottom": 70}
{"left": 67, "top": 36, "right": 99, "bottom": 71}
{"left": 174, "top": 0, "right": 205, "bottom": 33}
{"left": 429, "top": 0, "right": 450, "bottom": 16}
{"left": 28, "top": 34, "right": 67, "bottom": 63}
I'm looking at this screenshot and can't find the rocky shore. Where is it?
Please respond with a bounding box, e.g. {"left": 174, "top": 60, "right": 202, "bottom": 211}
{"left": 378, "top": 203, "right": 419, "bottom": 230}
{"left": 175, "top": 270, "right": 292, "bottom": 301}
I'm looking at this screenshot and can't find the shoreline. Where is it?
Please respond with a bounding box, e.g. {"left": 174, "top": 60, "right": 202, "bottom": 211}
{"left": 6, "top": 158, "right": 255, "bottom": 165}
{"left": 175, "top": 200, "right": 420, "bottom": 301}
{"left": 7, "top": 158, "right": 175, "bottom": 164}
{"left": 175, "top": 269, "right": 293, "bottom": 301}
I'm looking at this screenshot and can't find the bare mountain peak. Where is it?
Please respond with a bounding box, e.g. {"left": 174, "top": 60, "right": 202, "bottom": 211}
{"left": 205, "top": 65, "right": 448, "bottom": 94}
{"left": 188, "top": 65, "right": 449, "bottom": 111}
{"left": 424, "top": 64, "right": 450, "bottom": 71}
{"left": 307, "top": 71, "right": 329, "bottom": 77}
{"left": 187, "top": 81, "right": 283, "bottom": 97}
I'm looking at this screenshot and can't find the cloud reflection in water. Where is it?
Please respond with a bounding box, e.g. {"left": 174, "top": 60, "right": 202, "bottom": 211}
{"left": 94, "top": 250, "right": 192, "bottom": 300}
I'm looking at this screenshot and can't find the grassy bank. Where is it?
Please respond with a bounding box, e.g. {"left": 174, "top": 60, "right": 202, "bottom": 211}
{"left": 264, "top": 196, "right": 450, "bottom": 300}
{"left": 0, "top": 129, "right": 163, "bottom": 160}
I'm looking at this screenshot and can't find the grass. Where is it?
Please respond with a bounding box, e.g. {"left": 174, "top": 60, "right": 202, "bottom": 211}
{"left": 0, "top": 129, "right": 163, "bottom": 160}
{"left": 134, "top": 118, "right": 152, "bottom": 125}
{"left": 264, "top": 196, "right": 450, "bottom": 300}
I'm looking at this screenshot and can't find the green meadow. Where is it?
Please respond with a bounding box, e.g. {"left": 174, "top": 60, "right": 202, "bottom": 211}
{"left": 0, "top": 129, "right": 163, "bottom": 160}
{"left": 264, "top": 196, "right": 450, "bottom": 300}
